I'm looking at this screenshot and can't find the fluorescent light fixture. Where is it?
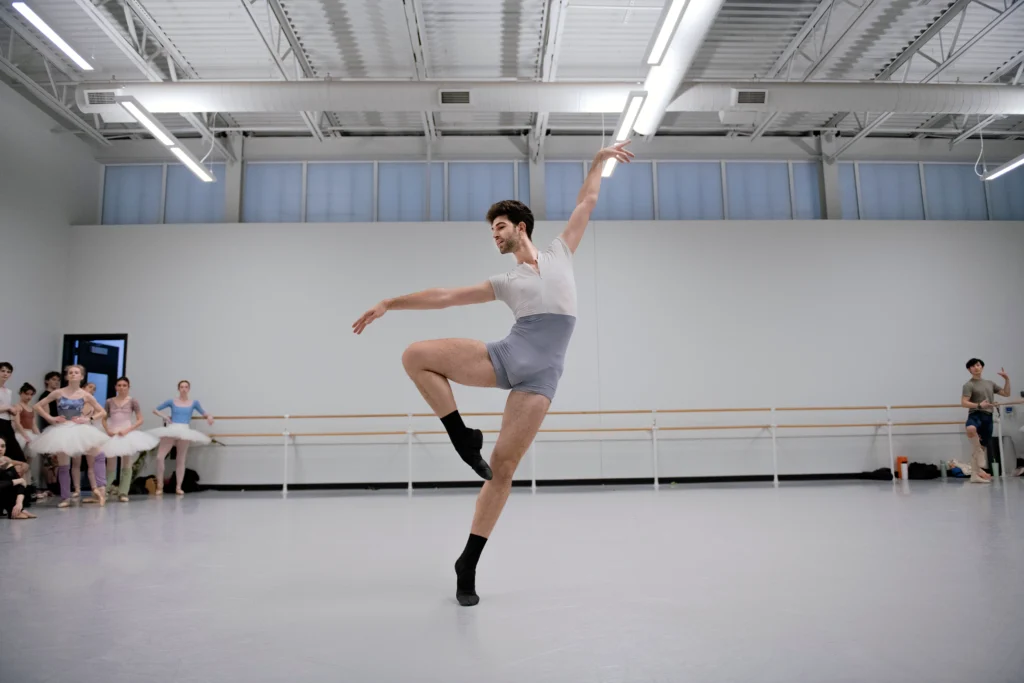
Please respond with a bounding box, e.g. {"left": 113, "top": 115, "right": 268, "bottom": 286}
{"left": 170, "top": 146, "right": 215, "bottom": 183}
{"left": 644, "top": 0, "right": 688, "bottom": 66}
{"left": 120, "top": 101, "right": 175, "bottom": 146}
{"left": 983, "top": 152, "right": 1024, "bottom": 181}
{"left": 116, "top": 96, "right": 215, "bottom": 183}
{"left": 12, "top": 2, "right": 93, "bottom": 71}
{"left": 615, "top": 91, "right": 646, "bottom": 142}
{"left": 601, "top": 90, "right": 646, "bottom": 177}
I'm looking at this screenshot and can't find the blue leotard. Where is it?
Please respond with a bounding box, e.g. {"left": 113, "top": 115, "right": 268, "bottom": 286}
{"left": 156, "top": 399, "right": 205, "bottom": 424}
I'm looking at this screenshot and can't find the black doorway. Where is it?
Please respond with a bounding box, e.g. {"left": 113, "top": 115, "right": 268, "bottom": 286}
{"left": 61, "top": 335, "right": 128, "bottom": 400}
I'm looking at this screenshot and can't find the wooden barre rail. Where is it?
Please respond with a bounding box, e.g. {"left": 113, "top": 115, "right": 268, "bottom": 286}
{"left": 208, "top": 419, "right": 971, "bottom": 439}
{"left": 200, "top": 404, "right": 969, "bottom": 421}
{"left": 197, "top": 403, "right": 999, "bottom": 499}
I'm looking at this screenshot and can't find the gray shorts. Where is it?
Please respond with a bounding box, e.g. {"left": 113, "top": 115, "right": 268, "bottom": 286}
{"left": 486, "top": 313, "right": 576, "bottom": 401}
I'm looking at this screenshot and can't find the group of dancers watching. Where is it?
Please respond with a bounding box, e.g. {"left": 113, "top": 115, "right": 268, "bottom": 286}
{"left": 0, "top": 361, "right": 214, "bottom": 519}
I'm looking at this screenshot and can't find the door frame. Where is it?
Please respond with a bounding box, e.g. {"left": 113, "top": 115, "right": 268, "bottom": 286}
{"left": 61, "top": 334, "right": 129, "bottom": 383}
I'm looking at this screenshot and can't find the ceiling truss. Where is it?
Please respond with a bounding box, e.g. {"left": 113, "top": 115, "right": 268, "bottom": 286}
{"left": 827, "top": 0, "right": 1024, "bottom": 160}
{"left": 69, "top": 0, "right": 236, "bottom": 160}
{"left": 1, "top": 0, "right": 1022, "bottom": 152}
{"left": 238, "top": 0, "right": 326, "bottom": 141}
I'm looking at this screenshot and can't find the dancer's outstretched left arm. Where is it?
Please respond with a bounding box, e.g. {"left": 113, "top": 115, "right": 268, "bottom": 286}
{"left": 559, "top": 141, "right": 634, "bottom": 253}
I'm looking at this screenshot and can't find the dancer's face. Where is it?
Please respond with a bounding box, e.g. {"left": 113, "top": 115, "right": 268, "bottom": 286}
{"left": 116, "top": 379, "right": 129, "bottom": 395}
{"left": 66, "top": 366, "right": 83, "bottom": 384}
{"left": 85, "top": 383, "right": 96, "bottom": 395}
{"left": 46, "top": 376, "right": 60, "bottom": 390}
{"left": 969, "top": 362, "right": 984, "bottom": 379}
{"left": 0, "top": 438, "right": 6, "bottom": 457}
{"left": 178, "top": 381, "right": 190, "bottom": 396}
{"left": 20, "top": 389, "right": 35, "bottom": 402}
{"left": 0, "top": 367, "right": 10, "bottom": 382}
{"left": 491, "top": 216, "right": 524, "bottom": 254}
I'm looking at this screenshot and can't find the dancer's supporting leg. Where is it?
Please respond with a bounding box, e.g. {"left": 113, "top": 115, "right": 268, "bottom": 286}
{"left": 174, "top": 440, "right": 190, "bottom": 495}
{"left": 57, "top": 452, "right": 72, "bottom": 508}
{"left": 71, "top": 454, "right": 82, "bottom": 497}
{"left": 106, "top": 456, "right": 118, "bottom": 496}
{"left": 402, "top": 339, "right": 498, "bottom": 480}
{"left": 154, "top": 437, "right": 175, "bottom": 495}
{"left": 455, "top": 390, "right": 550, "bottom": 606}
{"left": 118, "top": 455, "right": 133, "bottom": 501}
{"left": 966, "top": 424, "right": 990, "bottom": 483}
{"left": 84, "top": 450, "right": 106, "bottom": 506}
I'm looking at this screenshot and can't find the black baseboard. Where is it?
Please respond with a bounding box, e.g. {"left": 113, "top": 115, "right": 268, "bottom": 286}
{"left": 200, "top": 471, "right": 880, "bottom": 493}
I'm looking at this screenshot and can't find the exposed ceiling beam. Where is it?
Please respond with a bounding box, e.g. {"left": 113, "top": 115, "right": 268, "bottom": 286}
{"left": 107, "top": 124, "right": 1024, "bottom": 139}
{"left": 828, "top": 0, "right": 1024, "bottom": 160}
{"left": 0, "top": 6, "right": 82, "bottom": 83}
{"left": 238, "top": 0, "right": 324, "bottom": 141}
{"left": 93, "top": 134, "right": 1024, "bottom": 165}
{"left": 950, "top": 113, "right": 1005, "bottom": 145}
{"left": 918, "top": 49, "right": 1024, "bottom": 138}
{"left": 822, "top": 0, "right": 973, "bottom": 130}
{"left": 750, "top": 0, "right": 880, "bottom": 139}
{"left": 765, "top": 0, "right": 837, "bottom": 79}
{"left": 530, "top": 0, "right": 570, "bottom": 161}
{"left": 69, "top": 0, "right": 235, "bottom": 161}
{"left": 400, "top": 0, "right": 438, "bottom": 141}
{"left": 0, "top": 53, "right": 109, "bottom": 145}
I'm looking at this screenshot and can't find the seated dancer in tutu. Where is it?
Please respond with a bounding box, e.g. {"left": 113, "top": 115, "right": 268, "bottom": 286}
{"left": 0, "top": 438, "right": 35, "bottom": 519}
{"left": 101, "top": 377, "right": 158, "bottom": 503}
{"left": 149, "top": 380, "right": 214, "bottom": 496}
{"left": 32, "top": 365, "right": 109, "bottom": 508}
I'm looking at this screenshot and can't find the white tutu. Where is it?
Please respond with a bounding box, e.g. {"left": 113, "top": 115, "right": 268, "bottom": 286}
{"left": 31, "top": 422, "right": 110, "bottom": 456}
{"left": 148, "top": 422, "right": 212, "bottom": 445}
{"left": 102, "top": 430, "right": 160, "bottom": 457}
{"left": 15, "top": 432, "right": 33, "bottom": 453}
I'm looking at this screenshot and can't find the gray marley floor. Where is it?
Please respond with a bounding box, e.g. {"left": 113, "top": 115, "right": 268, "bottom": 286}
{"left": 2, "top": 480, "right": 1024, "bottom": 683}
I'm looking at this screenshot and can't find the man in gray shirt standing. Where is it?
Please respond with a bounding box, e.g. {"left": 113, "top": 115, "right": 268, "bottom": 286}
{"left": 961, "top": 358, "right": 1011, "bottom": 483}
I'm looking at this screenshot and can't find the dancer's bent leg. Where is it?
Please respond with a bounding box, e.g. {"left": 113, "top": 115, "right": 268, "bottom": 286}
{"left": 455, "top": 390, "right": 550, "bottom": 606}
{"left": 402, "top": 338, "right": 498, "bottom": 480}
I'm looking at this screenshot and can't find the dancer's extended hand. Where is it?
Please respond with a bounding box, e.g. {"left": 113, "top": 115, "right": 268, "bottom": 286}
{"left": 353, "top": 301, "right": 387, "bottom": 335}
{"left": 998, "top": 367, "right": 1009, "bottom": 381}
{"left": 593, "top": 139, "right": 635, "bottom": 166}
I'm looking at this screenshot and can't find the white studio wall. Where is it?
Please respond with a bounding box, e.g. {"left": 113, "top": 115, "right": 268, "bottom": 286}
{"left": 0, "top": 80, "right": 100, "bottom": 388}
{"left": 64, "top": 218, "right": 1024, "bottom": 486}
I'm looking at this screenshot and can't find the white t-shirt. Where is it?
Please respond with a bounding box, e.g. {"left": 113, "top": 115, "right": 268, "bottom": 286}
{"left": 488, "top": 236, "right": 577, "bottom": 320}
{"left": 0, "top": 386, "right": 11, "bottom": 421}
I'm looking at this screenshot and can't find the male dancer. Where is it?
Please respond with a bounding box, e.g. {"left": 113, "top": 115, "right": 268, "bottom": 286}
{"left": 961, "top": 358, "right": 1010, "bottom": 483}
{"left": 0, "top": 362, "right": 26, "bottom": 462}
{"left": 354, "top": 141, "right": 633, "bottom": 605}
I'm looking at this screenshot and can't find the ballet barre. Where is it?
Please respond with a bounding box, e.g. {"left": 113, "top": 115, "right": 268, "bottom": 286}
{"left": 193, "top": 402, "right": 995, "bottom": 498}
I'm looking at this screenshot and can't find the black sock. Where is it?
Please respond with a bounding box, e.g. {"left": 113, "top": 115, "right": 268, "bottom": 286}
{"left": 440, "top": 410, "right": 492, "bottom": 481}
{"left": 454, "top": 533, "right": 488, "bottom": 606}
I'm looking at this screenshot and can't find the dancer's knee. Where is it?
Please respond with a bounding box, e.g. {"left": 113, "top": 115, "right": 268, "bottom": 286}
{"left": 490, "top": 457, "right": 519, "bottom": 486}
{"left": 966, "top": 425, "right": 978, "bottom": 438}
{"left": 401, "top": 341, "right": 431, "bottom": 373}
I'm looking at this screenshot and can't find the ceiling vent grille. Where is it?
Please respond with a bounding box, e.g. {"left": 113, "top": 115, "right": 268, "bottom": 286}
{"left": 439, "top": 89, "right": 471, "bottom": 105}
{"left": 86, "top": 90, "right": 118, "bottom": 105}
{"left": 733, "top": 89, "right": 767, "bottom": 105}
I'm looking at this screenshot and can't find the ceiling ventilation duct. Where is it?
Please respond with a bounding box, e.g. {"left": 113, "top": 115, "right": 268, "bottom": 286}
{"left": 75, "top": 81, "right": 1024, "bottom": 117}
